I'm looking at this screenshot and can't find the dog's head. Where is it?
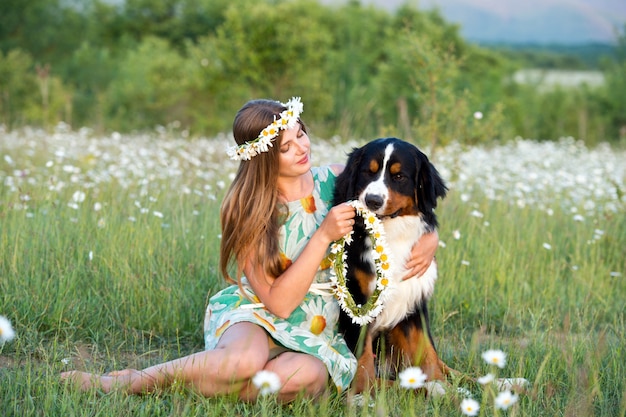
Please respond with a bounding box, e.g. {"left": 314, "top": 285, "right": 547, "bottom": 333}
{"left": 334, "top": 137, "right": 447, "bottom": 226}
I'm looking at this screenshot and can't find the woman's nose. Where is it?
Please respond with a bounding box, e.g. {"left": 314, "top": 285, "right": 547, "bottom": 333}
{"left": 296, "top": 138, "right": 309, "bottom": 152}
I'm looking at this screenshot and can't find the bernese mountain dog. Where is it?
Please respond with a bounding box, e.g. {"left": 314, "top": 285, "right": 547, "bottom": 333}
{"left": 333, "top": 137, "right": 452, "bottom": 393}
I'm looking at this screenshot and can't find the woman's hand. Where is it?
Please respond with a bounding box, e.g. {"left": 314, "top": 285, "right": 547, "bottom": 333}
{"left": 316, "top": 203, "right": 356, "bottom": 244}
{"left": 402, "top": 230, "right": 439, "bottom": 280}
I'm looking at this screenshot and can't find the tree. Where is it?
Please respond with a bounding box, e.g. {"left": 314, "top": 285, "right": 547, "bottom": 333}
{"left": 103, "top": 37, "right": 194, "bottom": 131}
{"left": 185, "top": 0, "right": 335, "bottom": 134}
{"left": 319, "top": 1, "right": 392, "bottom": 139}
{"left": 0, "top": 0, "right": 87, "bottom": 69}
{"left": 602, "top": 24, "right": 626, "bottom": 142}
{"left": 0, "top": 50, "right": 38, "bottom": 128}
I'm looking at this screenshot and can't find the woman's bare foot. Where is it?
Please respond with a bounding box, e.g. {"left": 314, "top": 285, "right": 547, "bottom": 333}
{"left": 61, "top": 369, "right": 139, "bottom": 393}
{"left": 105, "top": 369, "right": 139, "bottom": 377}
{"left": 61, "top": 370, "right": 107, "bottom": 392}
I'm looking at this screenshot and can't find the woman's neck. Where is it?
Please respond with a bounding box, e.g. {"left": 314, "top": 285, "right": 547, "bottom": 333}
{"left": 277, "top": 170, "right": 313, "bottom": 202}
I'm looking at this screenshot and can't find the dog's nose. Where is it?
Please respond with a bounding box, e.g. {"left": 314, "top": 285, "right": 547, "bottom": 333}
{"left": 364, "top": 194, "right": 384, "bottom": 211}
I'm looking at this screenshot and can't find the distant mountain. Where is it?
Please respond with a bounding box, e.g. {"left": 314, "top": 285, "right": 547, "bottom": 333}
{"left": 321, "top": 0, "right": 626, "bottom": 45}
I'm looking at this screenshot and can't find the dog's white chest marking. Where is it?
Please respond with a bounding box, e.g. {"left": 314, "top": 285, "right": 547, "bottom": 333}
{"left": 353, "top": 142, "right": 438, "bottom": 333}
{"left": 370, "top": 216, "right": 438, "bottom": 333}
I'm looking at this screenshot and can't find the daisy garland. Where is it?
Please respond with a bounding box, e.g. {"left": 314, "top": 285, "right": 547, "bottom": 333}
{"left": 329, "top": 200, "right": 393, "bottom": 325}
{"left": 226, "top": 97, "right": 304, "bottom": 161}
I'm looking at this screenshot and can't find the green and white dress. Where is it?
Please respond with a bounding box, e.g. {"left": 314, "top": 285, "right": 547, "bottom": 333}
{"left": 204, "top": 166, "right": 357, "bottom": 392}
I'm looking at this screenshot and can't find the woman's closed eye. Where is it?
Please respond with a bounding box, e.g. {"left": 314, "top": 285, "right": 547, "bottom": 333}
{"left": 280, "top": 127, "right": 304, "bottom": 153}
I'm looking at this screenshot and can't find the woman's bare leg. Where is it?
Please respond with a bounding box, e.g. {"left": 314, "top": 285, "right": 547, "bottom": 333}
{"left": 239, "top": 351, "right": 329, "bottom": 402}
{"left": 61, "top": 322, "right": 271, "bottom": 396}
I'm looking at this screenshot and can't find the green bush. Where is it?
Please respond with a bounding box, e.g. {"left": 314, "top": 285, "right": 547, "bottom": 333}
{"left": 0, "top": 0, "right": 624, "bottom": 145}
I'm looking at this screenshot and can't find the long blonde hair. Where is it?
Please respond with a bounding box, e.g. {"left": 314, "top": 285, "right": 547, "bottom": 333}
{"left": 219, "top": 99, "right": 305, "bottom": 284}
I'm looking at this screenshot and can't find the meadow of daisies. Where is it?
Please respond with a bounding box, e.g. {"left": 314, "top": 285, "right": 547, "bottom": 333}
{"left": 1, "top": 125, "right": 624, "bottom": 416}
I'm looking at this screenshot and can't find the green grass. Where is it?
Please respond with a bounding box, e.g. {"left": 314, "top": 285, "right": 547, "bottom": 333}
{"left": 1, "top": 134, "right": 624, "bottom": 416}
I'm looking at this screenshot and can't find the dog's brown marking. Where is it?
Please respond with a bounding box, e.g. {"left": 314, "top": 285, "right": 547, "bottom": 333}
{"left": 386, "top": 325, "right": 448, "bottom": 381}
{"left": 390, "top": 162, "right": 402, "bottom": 175}
{"left": 369, "top": 159, "right": 379, "bottom": 174}
{"left": 384, "top": 189, "right": 419, "bottom": 217}
{"left": 354, "top": 268, "right": 376, "bottom": 297}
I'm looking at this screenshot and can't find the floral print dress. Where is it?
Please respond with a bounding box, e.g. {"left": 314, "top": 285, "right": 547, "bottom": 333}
{"left": 204, "top": 166, "right": 357, "bottom": 392}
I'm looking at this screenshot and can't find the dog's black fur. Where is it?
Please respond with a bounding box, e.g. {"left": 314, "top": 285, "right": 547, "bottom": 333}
{"left": 332, "top": 137, "right": 450, "bottom": 391}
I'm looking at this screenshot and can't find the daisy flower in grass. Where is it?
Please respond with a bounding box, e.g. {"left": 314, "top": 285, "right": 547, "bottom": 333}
{"left": 482, "top": 349, "right": 506, "bottom": 368}
{"left": 398, "top": 366, "right": 427, "bottom": 389}
{"left": 72, "top": 190, "right": 86, "bottom": 203}
{"left": 477, "top": 372, "right": 495, "bottom": 385}
{"left": 495, "top": 390, "right": 519, "bottom": 410}
{"left": 252, "top": 370, "right": 281, "bottom": 396}
{"left": 0, "top": 316, "right": 16, "bottom": 344}
{"left": 460, "top": 398, "right": 480, "bottom": 416}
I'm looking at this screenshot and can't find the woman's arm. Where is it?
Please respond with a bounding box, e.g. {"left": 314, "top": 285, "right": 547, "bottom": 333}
{"left": 402, "top": 230, "right": 439, "bottom": 280}
{"left": 243, "top": 203, "right": 355, "bottom": 319}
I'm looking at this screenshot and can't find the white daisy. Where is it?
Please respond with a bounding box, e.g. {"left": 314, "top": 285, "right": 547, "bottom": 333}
{"left": 460, "top": 398, "right": 480, "bottom": 416}
{"left": 477, "top": 372, "right": 495, "bottom": 385}
{"left": 0, "top": 316, "right": 16, "bottom": 344}
{"left": 72, "top": 190, "right": 86, "bottom": 203}
{"left": 398, "top": 366, "right": 427, "bottom": 389}
{"left": 470, "top": 210, "right": 484, "bottom": 218}
{"left": 482, "top": 349, "right": 507, "bottom": 368}
{"left": 495, "top": 390, "right": 519, "bottom": 410}
{"left": 252, "top": 370, "right": 281, "bottom": 396}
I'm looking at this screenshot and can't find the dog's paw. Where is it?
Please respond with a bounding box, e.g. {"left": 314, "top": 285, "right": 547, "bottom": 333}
{"left": 347, "top": 393, "right": 375, "bottom": 408}
{"left": 424, "top": 380, "right": 447, "bottom": 397}
{"left": 496, "top": 378, "right": 529, "bottom": 391}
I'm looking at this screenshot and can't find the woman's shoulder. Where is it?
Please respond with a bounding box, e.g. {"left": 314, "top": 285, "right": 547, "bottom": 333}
{"left": 313, "top": 164, "right": 345, "bottom": 203}
{"left": 329, "top": 163, "right": 345, "bottom": 176}
{"left": 313, "top": 164, "right": 345, "bottom": 179}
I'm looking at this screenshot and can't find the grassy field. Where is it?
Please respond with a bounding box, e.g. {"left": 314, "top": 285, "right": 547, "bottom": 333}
{"left": 1, "top": 127, "right": 624, "bottom": 416}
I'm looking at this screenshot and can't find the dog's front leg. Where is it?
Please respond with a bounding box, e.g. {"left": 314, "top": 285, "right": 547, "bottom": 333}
{"left": 352, "top": 330, "right": 376, "bottom": 394}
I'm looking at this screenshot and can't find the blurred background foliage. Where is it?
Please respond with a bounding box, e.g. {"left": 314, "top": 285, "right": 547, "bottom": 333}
{"left": 1, "top": 0, "right": 625, "bottom": 146}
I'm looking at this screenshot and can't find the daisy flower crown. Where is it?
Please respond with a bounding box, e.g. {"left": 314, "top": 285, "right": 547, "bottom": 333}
{"left": 227, "top": 97, "right": 304, "bottom": 161}
{"left": 329, "top": 200, "right": 393, "bottom": 325}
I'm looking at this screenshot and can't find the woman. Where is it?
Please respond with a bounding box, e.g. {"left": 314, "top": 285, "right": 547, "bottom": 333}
{"left": 61, "top": 97, "right": 438, "bottom": 402}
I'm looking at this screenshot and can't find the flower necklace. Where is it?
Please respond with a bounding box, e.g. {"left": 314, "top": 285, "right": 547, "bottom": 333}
{"left": 329, "top": 200, "right": 393, "bottom": 325}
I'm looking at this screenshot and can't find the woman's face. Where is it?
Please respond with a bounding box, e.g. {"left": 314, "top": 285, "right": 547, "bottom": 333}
{"left": 277, "top": 123, "right": 311, "bottom": 177}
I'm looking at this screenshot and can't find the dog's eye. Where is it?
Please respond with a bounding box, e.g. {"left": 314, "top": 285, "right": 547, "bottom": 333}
{"left": 392, "top": 173, "right": 407, "bottom": 182}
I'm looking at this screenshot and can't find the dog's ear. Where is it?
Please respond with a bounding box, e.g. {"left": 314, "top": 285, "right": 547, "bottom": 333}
{"left": 414, "top": 149, "right": 447, "bottom": 221}
{"left": 333, "top": 146, "right": 364, "bottom": 204}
